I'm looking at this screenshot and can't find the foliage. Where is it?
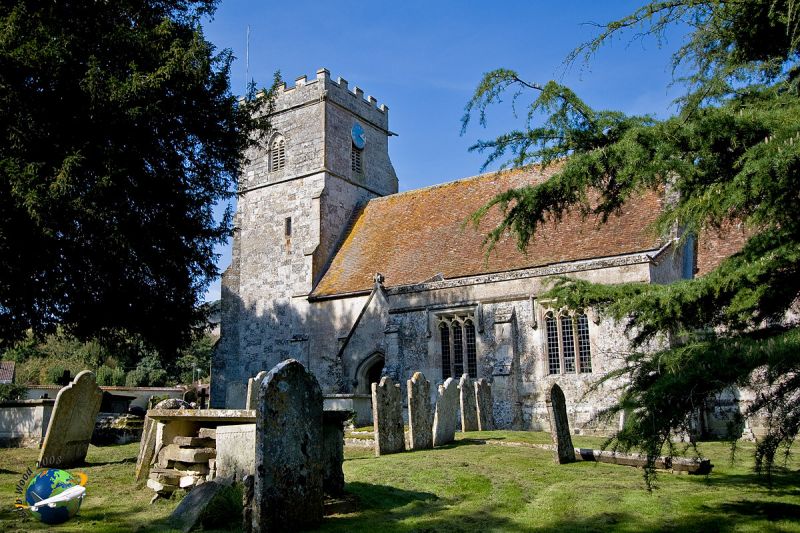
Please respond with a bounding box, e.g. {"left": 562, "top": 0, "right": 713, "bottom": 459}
{"left": 0, "top": 1, "right": 277, "bottom": 356}
{"left": 462, "top": 0, "right": 800, "bottom": 485}
{"left": 0, "top": 383, "right": 27, "bottom": 402}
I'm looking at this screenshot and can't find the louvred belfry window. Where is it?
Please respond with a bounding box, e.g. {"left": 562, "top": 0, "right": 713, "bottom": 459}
{"left": 270, "top": 135, "right": 286, "bottom": 171}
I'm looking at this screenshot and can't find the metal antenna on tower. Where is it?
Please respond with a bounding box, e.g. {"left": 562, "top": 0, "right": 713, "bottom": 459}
{"left": 245, "top": 25, "right": 251, "bottom": 96}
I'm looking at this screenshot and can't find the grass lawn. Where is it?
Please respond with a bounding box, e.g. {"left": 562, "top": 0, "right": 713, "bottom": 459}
{"left": 0, "top": 431, "right": 798, "bottom": 532}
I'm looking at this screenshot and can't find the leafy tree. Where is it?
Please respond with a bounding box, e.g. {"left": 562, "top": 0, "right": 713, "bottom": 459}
{"left": 463, "top": 0, "right": 800, "bottom": 483}
{"left": 0, "top": 1, "right": 275, "bottom": 355}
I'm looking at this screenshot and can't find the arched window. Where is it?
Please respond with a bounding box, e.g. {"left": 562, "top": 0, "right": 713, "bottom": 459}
{"left": 546, "top": 310, "right": 593, "bottom": 375}
{"left": 577, "top": 312, "right": 592, "bottom": 372}
{"left": 545, "top": 313, "right": 560, "bottom": 374}
{"left": 438, "top": 313, "right": 478, "bottom": 379}
{"left": 270, "top": 135, "right": 286, "bottom": 171}
{"left": 351, "top": 143, "right": 363, "bottom": 174}
{"left": 439, "top": 323, "right": 451, "bottom": 379}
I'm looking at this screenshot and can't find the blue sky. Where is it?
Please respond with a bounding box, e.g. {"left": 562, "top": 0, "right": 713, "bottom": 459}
{"left": 201, "top": 0, "right": 689, "bottom": 301}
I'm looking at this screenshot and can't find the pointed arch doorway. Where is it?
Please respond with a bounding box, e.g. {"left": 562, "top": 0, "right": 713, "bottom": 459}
{"left": 355, "top": 352, "right": 385, "bottom": 394}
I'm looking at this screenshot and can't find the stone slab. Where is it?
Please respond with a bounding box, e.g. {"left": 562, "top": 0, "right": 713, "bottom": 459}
{"left": 245, "top": 371, "right": 268, "bottom": 410}
{"left": 215, "top": 423, "right": 256, "bottom": 482}
{"left": 39, "top": 370, "right": 103, "bottom": 468}
{"left": 322, "top": 410, "right": 349, "bottom": 496}
{"left": 432, "top": 377, "right": 458, "bottom": 447}
{"left": 407, "top": 372, "right": 433, "bottom": 450}
{"left": 546, "top": 384, "right": 575, "bottom": 464}
{"left": 146, "top": 409, "right": 255, "bottom": 422}
{"left": 160, "top": 444, "right": 216, "bottom": 464}
{"left": 172, "top": 436, "right": 216, "bottom": 447}
{"left": 198, "top": 427, "right": 217, "bottom": 439}
{"left": 372, "top": 376, "right": 405, "bottom": 456}
{"left": 168, "top": 480, "right": 229, "bottom": 533}
{"left": 459, "top": 374, "right": 478, "bottom": 432}
{"left": 475, "top": 379, "right": 495, "bottom": 431}
{"left": 253, "top": 359, "right": 324, "bottom": 532}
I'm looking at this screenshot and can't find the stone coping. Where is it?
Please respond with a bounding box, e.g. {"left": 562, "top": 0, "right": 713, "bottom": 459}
{"left": 0, "top": 399, "right": 56, "bottom": 407}
{"left": 324, "top": 394, "right": 371, "bottom": 399}
{"left": 148, "top": 408, "right": 353, "bottom": 422}
{"left": 147, "top": 409, "right": 256, "bottom": 422}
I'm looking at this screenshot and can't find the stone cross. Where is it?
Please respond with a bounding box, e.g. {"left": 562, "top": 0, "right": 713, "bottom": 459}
{"left": 459, "top": 374, "right": 478, "bottom": 432}
{"left": 371, "top": 376, "right": 405, "bottom": 456}
{"left": 245, "top": 371, "right": 268, "bottom": 410}
{"left": 197, "top": 387, "right": 209, "bottom": 409}
{"left": 432, "top": 377, "right": 458, "bottom": 447}
{"left": 407, "top": 372, "right": 433, "bottom": 450}
{"left": 39, "top": 370, "right": 103, "bottom": 468}
{"left": 253, "top": 359, "right": 324, "bottom": 532}
{"left": 475, "top": 378, "right": 495, "bottom": 431}
{"left": 546, "top": 384, "right": 575, "bottom": 464}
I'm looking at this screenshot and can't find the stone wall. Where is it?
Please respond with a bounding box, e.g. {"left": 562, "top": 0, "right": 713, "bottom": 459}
{"left": 0, "top": 400, "right": 54, "bottom": 448}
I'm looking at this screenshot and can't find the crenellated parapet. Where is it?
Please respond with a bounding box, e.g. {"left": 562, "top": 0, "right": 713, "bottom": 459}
{"left": 272, "top": 68, "right": 389, "bottom": 131}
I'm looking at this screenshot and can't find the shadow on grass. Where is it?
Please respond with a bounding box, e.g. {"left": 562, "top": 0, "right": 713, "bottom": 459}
{"left": 689, "top": 467, "right": 800, "bottom": 497}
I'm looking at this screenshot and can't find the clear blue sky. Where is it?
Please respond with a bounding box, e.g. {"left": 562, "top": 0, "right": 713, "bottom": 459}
{"left": 201, "top": 0, "right": 688, "bottom": 301}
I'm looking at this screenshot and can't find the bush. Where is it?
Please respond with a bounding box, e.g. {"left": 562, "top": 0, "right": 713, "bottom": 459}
{"left": 111, "top": 367, "right": 126, "bottom": 386}
{"left": 0, "top": 383, "right": 28, "bottom": 403}
{"left": 96, "top": 365, "right": 113, "bottom": 386}
{"left": 125, "top": 368, "right": 147, "bottom": 387}
{"left": 46, "top": 364, "right": 67, "bottom": 385}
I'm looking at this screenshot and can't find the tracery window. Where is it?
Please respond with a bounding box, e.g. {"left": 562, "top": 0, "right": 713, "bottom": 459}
{"left": 438, "top": 313, "right": 478, "bottom": 379}
{"left": 545, "top": 310, "right": 593, "bottom": 375}
{"left": 270, "top": 134, "right": 286, "bottom": 171}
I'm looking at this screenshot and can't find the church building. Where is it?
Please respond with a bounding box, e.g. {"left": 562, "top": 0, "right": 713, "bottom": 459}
{"left": 212, "top": 69, "right": 738, "bottom": 432}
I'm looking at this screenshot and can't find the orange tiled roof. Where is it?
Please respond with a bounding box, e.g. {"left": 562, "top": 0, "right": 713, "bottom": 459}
{"left": 312, "top": 165, "right": 664, "bottom": 297}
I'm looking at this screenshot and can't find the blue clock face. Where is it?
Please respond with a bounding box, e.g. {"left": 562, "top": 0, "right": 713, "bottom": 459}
{"left": 351, "top": 122, "right": 366, "bottom": 149}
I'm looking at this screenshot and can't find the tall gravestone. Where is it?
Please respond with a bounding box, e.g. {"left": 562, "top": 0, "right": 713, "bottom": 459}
{"left": 39, "top": 370, "right": 103, "bottom": 468}
{"left": 253, "top": 359, "right": 323, "bottom": 532}
{"left": 407, "top": 372, "right": 433, "bottom": 450}
{"left": 245, "top": 371, "right": 268, "bottom": 410}
{"left": 321, "top": 410, "right": 350, "bottom": 496}
{"left": 459, "top": 374, "right": 478, "bottom": 432}
{"left": 432, "top": 378, "right": 458, "bottom": 447}
{"left": 475, "top": 378, "right": 495, "bottom": 431}
{"left": 546, "top": 384, "right": 575, "bottom": 464}
{"left": 372, "top": 376, "right": 405, "bottom": 456}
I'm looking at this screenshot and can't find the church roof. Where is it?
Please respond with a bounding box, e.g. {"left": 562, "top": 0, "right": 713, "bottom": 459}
{"left": 311, "top": 165, "right": 665, "bottom": 298}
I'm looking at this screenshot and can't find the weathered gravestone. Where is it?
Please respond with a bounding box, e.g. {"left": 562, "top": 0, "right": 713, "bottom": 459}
{"left": 432, "top": 377, "right": 458, "bottom": 447}
{"left": 168, "top": 479, "right": 229, "bottom": 533}
{"left": 407, "top": 372, "right": 433, "bottom": 450}
{"left": 216, "top": 424, "right": 256, "bottom": 481}
{"left": 245, "top": 371, "right": 268, "bottom": 410}
{"left": 475, "top": 378, "right": 495, "bottom": 431}
{"left": 253, "top": 359, "right": 323, "bottom": 532}
{"left": 39, "top": 370, "right": 103, "bottom": 468}
{"left": 459, "top": 374, "right": 478, "bottom": 432}
{"left": 372, "top": 376, "right": 405, "bottom": 456}
{"left": 322, "top": 410, "right": 350, "bottom": 495}
{"left": 546, "top": 384, "right": 575, "bottom": 464}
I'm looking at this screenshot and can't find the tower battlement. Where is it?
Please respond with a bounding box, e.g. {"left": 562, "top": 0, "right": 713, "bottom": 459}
{"left": 272, "top": 68, "right": 389, "bottom": 130}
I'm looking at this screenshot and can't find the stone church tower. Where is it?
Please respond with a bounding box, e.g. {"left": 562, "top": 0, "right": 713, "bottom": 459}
{"left": 212, "top": 68, "right": 398, "bottom": 407}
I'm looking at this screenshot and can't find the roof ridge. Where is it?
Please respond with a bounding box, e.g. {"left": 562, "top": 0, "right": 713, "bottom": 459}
{"left": 369, "top": 163, "right": 555, "bottom": 203}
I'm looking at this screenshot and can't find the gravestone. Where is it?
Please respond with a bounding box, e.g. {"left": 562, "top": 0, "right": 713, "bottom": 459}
{"left": 475, "top": 378, "right": 495, "bottom": 431}
{"left": 168, "top": 479, "right": 228, "bottom": 533}
{"left": 39, "top": 370, "right": 103, "bottom": 468}
{"left": 245, "top": 371, "right": 268, "bottom": 410}
{"left": 407, "top": 372, "right": 433, "bottom": 450}
{"left": 253, "top": 359, "right": 323, "bottom": 532}
{"left": 371, "top": 376, "right": 405, "bottom": 456}
{"left": 216, "top": 424, "right": 256, "bottom": 481}
{"left": 432, "top": 377, "right": 458, "bottom": 447}
{"left": 546, "top": 384, "right": 575, "bottom": 464}
{"left": 322, "top": 410, "right": 350, "bottom": 495}
{"left": 459, "top": 374, "right": 478, "bottom": 432}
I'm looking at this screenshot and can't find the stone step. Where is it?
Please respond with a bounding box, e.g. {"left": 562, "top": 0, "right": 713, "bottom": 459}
{"left": 159, "top": 444, "right": 216, "bottom": 464}
{"left": 172, "top": 461, "right": 210, "bottom": 475}
{"left": 179, "top": 475, "right": 205, "bottom": 488}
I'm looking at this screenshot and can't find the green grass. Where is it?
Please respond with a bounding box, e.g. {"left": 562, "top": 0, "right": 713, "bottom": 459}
{"left": 1, "top": 432, "right": 798, "bottom": 532}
